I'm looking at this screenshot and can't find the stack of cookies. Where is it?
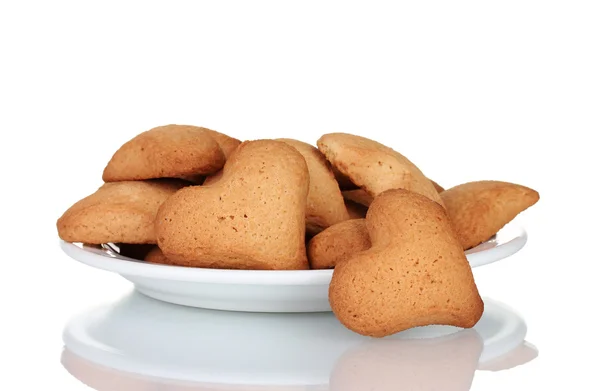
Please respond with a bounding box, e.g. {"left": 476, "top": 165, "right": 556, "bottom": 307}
{"left": 57, "top": 125, "right": 539, "bottom": 337}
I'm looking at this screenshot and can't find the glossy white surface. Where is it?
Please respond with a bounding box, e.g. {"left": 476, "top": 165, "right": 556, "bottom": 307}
{"left": 62, "top": 291, "right": 533, "bottom": 389}
{"left": 4, "top": 2, "right": 599, "bottom": 389}
{"left": 59, "top": 222, "right": 527, "bottom": 312}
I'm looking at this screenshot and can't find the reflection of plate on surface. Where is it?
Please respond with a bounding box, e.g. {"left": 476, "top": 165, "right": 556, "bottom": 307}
{"left": 59, "top": 222, "right": 527, "bottom": 312}
{"left": 62, "top": 291, "right": 534, "bottom": 389}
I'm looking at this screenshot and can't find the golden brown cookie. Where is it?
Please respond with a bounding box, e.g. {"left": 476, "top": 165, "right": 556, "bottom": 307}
{"left": 57, "top": 180, "right": 188, "bottom": 244}
{"left": 203, "top": 128, "right": 241, "bottom": 159}
{"left": 342, "top": 189, "right": 374, "bottom": 207}
{"left": 431, "top": 179, "right": 445, "bottom": 193}
{"left": 308, "top": 219, "right": 370, "bottom": 269}
{"left": 102, "top": 124, "right": 226, "bottom": 182}
{"left": 144, "top": 246, "right": 170, "bottom": 264}
{"left": 345, "top": 199, "right": 368, "bottom": 219}
{"left": 156, "top": 140, "right": 310, "bottom": 270}
{"left": 441, "top": 180, "right": 540, "bottom": 250}
{"left": 329, "top": 189, "right": 484, "bottom": 337}
{"left": 317, "top": 133, "right": 443, "bottom": 206}
{"left": 277, "top": 138, "right": 349, "bottom": 235}
{"left": 202, "top": 169, "right": 223, "bottom": 186}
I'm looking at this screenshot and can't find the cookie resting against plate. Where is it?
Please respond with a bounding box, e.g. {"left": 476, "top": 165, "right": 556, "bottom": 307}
{"left": 56, "top": 179, "right": 188, "bottom": 244}
{"left": 155, "top": 140, "right": 310, "bottom": 270}
{"left": 441, "top": 180, "right": 539, "bottom": 250}
{"left": 329, "top": 189, "right": 484, "bottom": 337}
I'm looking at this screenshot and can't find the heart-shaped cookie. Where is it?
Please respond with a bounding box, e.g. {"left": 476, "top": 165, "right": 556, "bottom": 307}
{"left": 329, "top": 189, "right": 484, "bottom": 337}
{"left": 57, "top": 179, "right": 188, "bottom": 244}
{"left": 155, "top": 140, "right": 310, "bottom": 270}
{"left": 102, "top": 124, "right": 227, "bottom": 181}
{"left": 441, "top": 180, "right": 540, "bottom": 250}
{"left": 317, "top": 133, "right": 443, "bottom": 206}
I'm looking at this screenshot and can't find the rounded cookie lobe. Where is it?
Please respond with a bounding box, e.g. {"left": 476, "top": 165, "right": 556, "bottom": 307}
{"left": 102, "top": 124, "right": 226, "bottom": 181}
{"left": 441, "top": 180, "right": 540, "bottom": 250}
{"left": 277, "top": 138, "right": 349, "bottom": 235}
{"left": 203, "top": 128, "right": 241, "bottom": 159}
{"left": 329, "top": 189, "right": 484, "bottom": 338}
{"left": 144, "top": 246, "right": 170, "bottom": 264}
{"left": 317, "top": 133, "right": 443, "bottom": 206}
{"left": 308, "top": 219, "right": 371, "bottom": 269}
{"left": 156, "top": 140, "right": 310, "bottom": 270}
{"left": 56, "top": 179, "right": 188, "bottom": 244}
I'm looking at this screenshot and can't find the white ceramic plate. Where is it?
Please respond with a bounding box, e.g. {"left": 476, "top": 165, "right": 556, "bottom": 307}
{"left": 61, "top": 291, "right": 533, "bottom": 388}
{"left": 59, "top": 221, "right": 527, "bottom": 312}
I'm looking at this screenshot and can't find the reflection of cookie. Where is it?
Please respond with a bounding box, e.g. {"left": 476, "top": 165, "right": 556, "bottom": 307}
{"left": 441, "top": 180, "right": 540, "bottom": 250}
{"left": 317, "top": 133, "right": 443, "bottom": 206}
{"left": 102, "top": 125, "right": 226, "bottom": 182}
{"left": 278, "top": 139, "right": 349, "bottom": 235}
{"left": 57, "top": 180, "right": 188, "bottom": 244}
{"left": 156, "top": 140, "right": 310, "bottom": 270}
{"left": 330, "top": 330, "right": 482, "bottom": 391}
{"left": 329, "top": 189, "right": 483, "bottom": 337}
{"left": 308, "top": 219, "right": 370, "bottom": 269}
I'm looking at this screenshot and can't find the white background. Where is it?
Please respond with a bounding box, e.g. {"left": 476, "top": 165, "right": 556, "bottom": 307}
{"left": 1, "top": 1, "right": 599, "bottom": 389}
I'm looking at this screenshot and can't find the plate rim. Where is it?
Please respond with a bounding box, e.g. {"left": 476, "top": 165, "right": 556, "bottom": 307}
{"left": 59, "top": 222, "right": 527, "bottom": 286}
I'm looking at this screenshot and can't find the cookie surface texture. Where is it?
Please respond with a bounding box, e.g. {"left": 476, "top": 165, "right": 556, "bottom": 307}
{"left": 156, "top": 140, "right": 310, "bottom": 270}
{"left": 329, "top": 189, "right": 484, "bottom": 337}
{"left": 277, "top": 138, "right": 349, "bottom": 235}
{"left": 57, "top": 180, "right": 187, "bottom": 244}
{"left": 308, "top": 219, "right": 370, "bottom": 269}
{"left": 441, "top": 180, "right": 540, "bottom": 250}
{"left": 203, "top": 128, "right": 241, "bottom": 159}
{"left": 102, "top": 124, "right": 226, "bottom": 181}
{"left": 144, "top": 246, "right": 170, "bottom": 264}
{"left": 317, "top": 133, "right": 443, "bottom": 206}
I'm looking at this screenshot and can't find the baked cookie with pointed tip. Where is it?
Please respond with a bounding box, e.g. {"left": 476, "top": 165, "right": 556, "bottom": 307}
{"left": 308, "top": 219, "right": 370, "bottom": 269}
{"left": 57, "top": 180, "right": 188, "bottom": 244}
{"left": 317, "top": 133, "right": 443, "bottom": 206}
{"left": 277, "top": 138, "right": 349, "bottom": 235}
{"left": 102, "top": 124, "right": 226, "bottom": 182}
{"left": 329, "top": 189, "right": 484, "bottom": 337}
{"left": 156, "top": 140, "right": 310, "bottom": 270}
{"left": 441, "top": 180, "right": 540, "bottom": 250}
{"left": 431, "top": 179, "right": 445, "bottom": 193}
